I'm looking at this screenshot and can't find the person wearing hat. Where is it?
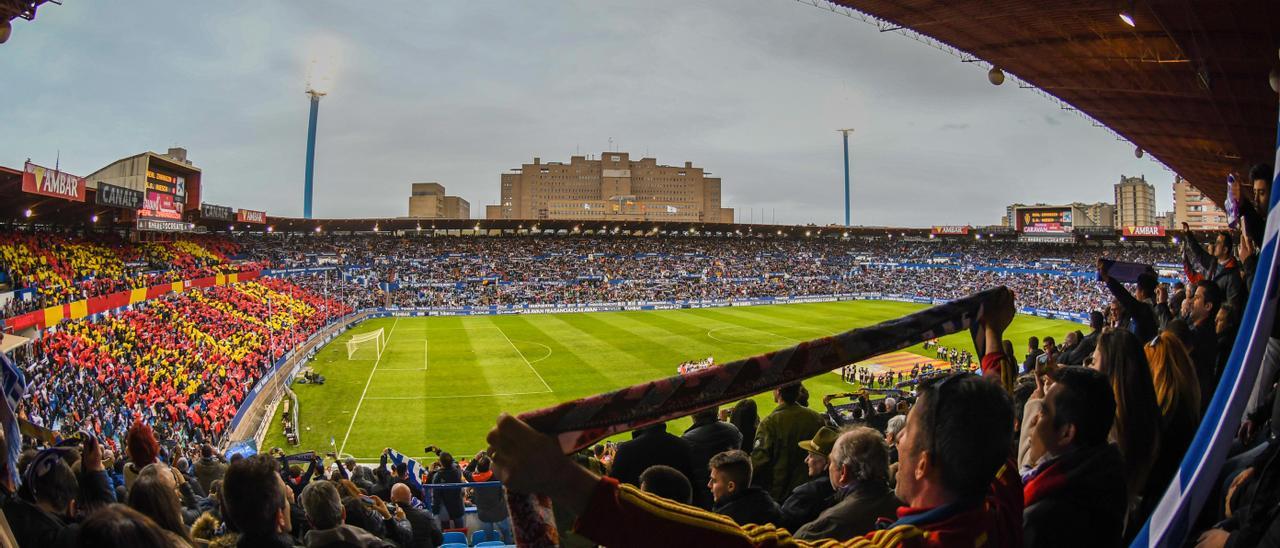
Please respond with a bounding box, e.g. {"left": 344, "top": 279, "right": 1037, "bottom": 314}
{"left": 793, "top": 426, "right": 902, "bottom": 541}
{"left": 776, "top": 426, "right": 839, "bottom": 532}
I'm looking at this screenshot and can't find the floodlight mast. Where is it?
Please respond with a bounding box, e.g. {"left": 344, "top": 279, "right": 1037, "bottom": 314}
{"left": 304, "top": 87, "right": 326, "bottom": 219}
{"left": 837, "top": 128, "right": 854, "bottom": 226}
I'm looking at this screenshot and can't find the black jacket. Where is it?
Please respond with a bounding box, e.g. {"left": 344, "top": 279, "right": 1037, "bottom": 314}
{"left": 1059, "top": 330, "right": 1099, "bottom": 366}
{"left": 1190, "top": 319, "right": 1221, "bottom": 412}
{"left": 430, "top": 465, "right": 465, "bottom": 520}
{"left": 682, "top": 419, "right": 743, "bottom": 509}
{"left": 3, "top": 497, "right": 80, "bottom": 548}
{"left": 1103, "top": 276, "right": 1159, "bottom": 343}
{"left": 1023, "top": 444, "right": 1127, "bottom": 548}
{"left": 713, "top": 486, "right": 781, "bottom": 526}
{"left": 609, "top": 423, "right": 696, "bottom": 489}
{"left": 398, "top": 505, "right": 443, "bottom": 548}
{"left": 777, "top": 475, "right": 836, "bottom": 533}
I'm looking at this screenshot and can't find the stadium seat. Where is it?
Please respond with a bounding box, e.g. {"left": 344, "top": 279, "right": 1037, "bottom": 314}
{"left": 474, "top": 542, "right": 505, "bottom": 548}
{"left": 440, "top": 544, "right": 469, "bottom": 548}
{"left": 471, "top": 530, "right": 501, "bottom": 545}
{"left": 442, "top": 531, "right": 468, "bottom": 545}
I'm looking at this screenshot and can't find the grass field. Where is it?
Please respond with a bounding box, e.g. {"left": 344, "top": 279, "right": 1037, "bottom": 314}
{"left": 263, "top": 300, "right": 1079, "bottom": 462}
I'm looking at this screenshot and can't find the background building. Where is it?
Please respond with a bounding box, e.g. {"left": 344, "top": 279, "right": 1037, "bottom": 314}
{"left": 1114, "top": 175, "right": 1156, "bottom": 227}
{"left": 1173, "top": 177, "right": 1229, "bottom": 230}
{"left": 408, "top": 183, "right": 470, "bottom": 219}
{"left": 485, "top": 152, "right": 733, "bottom": 223}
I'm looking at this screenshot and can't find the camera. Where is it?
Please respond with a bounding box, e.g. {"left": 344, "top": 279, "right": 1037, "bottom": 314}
{"left": 424, "top": 445, "right": 441, "bottom": 454}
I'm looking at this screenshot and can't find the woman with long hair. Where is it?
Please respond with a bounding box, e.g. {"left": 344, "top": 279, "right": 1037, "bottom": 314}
{"left": 1092, "top": 328, "right": 1163, "bottom": 531}
{"left": 127, "top": 473, "right": 195, "bottom": 546}
{"left": 1144, "top": 331, "right": 1202, "bottom": 435}
{"left": 79, "top": 504, "right": 191, "bottom": 548}
{"left": 729, "top": 399, "right": 758, "bottom": 452}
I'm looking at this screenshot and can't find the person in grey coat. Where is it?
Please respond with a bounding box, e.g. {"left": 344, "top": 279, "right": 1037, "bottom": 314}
{"left": 793, "top": 426, "right": 901, "bottom": 541}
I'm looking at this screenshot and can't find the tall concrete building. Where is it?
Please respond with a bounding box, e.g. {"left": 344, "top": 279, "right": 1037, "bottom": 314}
{"left": 1173, "top": 177, "right": 1229, "bottom": 230}
{"left": 408, "top": 183, "right": 470, "bottom": 219}
{"left": 1114, "top": 175, "right": 1157, "bottom": 227}
{"left": 485, "top": 152, "right": 733, "bottom": 223}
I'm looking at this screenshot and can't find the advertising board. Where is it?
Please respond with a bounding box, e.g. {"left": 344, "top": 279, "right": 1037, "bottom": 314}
{"left": 22, "top": 161, "right": 86, "bottom": 202}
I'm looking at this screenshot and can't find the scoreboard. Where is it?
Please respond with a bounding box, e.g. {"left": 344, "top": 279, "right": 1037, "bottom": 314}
{"left": 1016, "top": 207, "right": 1073, "bottom": 234}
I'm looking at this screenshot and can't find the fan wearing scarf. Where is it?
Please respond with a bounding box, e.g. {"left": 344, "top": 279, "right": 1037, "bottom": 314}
{"left": 486, "top": 291, "right": 1023, "bottom": 547}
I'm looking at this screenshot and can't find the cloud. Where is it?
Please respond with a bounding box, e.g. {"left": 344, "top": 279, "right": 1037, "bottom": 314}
{"left": 0, "top": 0, "right": 1171, "bottom": 225}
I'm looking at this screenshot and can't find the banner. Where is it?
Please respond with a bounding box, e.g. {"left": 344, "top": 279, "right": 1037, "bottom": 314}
{"left": 201, "top": 203, "right": 234, "bottom": 221}
{"left": 930, "top": 225, "right": 970, "bottom": 235}
{"left": 137, "top": 218, "right": 194, "bottom": 232}
{"left": 21, "top": 161, "right": 86, "bottom": 202}
{"left": 237, "top": 209, "right": 267, "bottom": 224}
{"left": 95, "top": 182, "right": 144, "bottom": 209}
{"left": 1122, "top": 225, "right": 1167, "bottom": 237}
{"left": 140, "top": 190, "right": 183, "bottom": 220}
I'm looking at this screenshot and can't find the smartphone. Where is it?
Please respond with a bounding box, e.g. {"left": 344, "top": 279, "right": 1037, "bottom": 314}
{"left": 359, "top": 495, "right": 375, "bottom": 505}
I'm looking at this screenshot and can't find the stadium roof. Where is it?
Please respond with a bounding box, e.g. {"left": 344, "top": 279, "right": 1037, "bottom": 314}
{"left": 826, "top": 0, "right": 1280, "bottom": 204}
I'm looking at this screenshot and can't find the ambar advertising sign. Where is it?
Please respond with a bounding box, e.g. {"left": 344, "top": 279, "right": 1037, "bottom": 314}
{"left": 1123, "top": 225, "right": 1167, "bottom": 237}
{"left": 930, "top": 226, "right": 970, "bottom": 235}
{"left": 201, "top": 203, "right": 233, "bottom": 221}
{"left": 236, "top": 209, "right": 267, "bottom": 224}
{"left": 95, "top": 182, "right": 144, "bottom": 209}
{"left": 22, "top": 161, "right": 86, "bottom": 202}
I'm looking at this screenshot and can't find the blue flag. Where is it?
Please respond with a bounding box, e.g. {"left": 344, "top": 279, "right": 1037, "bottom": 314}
{"left": 0, "top": 351, "right": 26, "bottom": 491}
{"left": 386, "top": 448, "right": 429, "bottom": 503}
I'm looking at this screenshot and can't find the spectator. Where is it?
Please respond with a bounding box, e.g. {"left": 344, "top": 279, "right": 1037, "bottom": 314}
{"left": 1060, "top": 311, "right": 1104, "bottom": 365}
{"left": 1021, "top": 367, "right": 1126, "bottom": 546}
{"left": 1098, "top": 260, "right": 1160, "bottom": 343}
{"left": 299, "top": 481, "right": 394, "bottom": 548}
{"left": 682, "top": 406, "right": 743, "bottom": 509}
{"left": 428, "top": 452, "right": 465, "bottom": 530}
{"left": 608, "top": 422, "right": 696, "bottom": 493}
{"left": 777, "top": 426, "right": 838, "bottom": 532}
{"left": 639, "top": 465, "right": 693, "bottom": 505}
{"left": 343, "top": 457, "right": 374, "bottom": 492}
{"left": 194, "top": 445, "right": 227, "bottom": 495}
{"left": 126, "top": 472, "right": 195, "bottom": 545}
{"left": 1023, "top": 336, "right": 1043, "bottom": 374}
{"left": 708, "top": 450, "right": 780, "bottom": 526}
{"left": 884, "top": 415, "right": 907, "bottom": 465}
{"left": 1183, "top": 225, "right": 1245, "bottom": 310}
{"left": 389, "top": 483, "right": 443, "bottom": 548}
{"left": 6, "top": 445, "right": 113, "bottom": 548}
{"left": 729, "top": 400, "right": 759, "bottom": 453}
{"left": 793, "top": 426, "right": 899, "bottom": 541}
{"left": 125, "top": 422, "right": 161, "bottom": 492}
{"left": 77, "top": 504, "right": 189, "bottom": 548}
{"left": 466, "top": 456, "right": 510, "bottom": 544}
{"left": 1091, "top": 328, "right": 1164, "bottom": 533}
{"left": 221, "top": 454, "right": 299, "bottom": 547}
{"left": 1189, "top": 280, "right": 1225, "bottom": 411}
{"left": 751, "top": 383, "right": 824, "bottom": 501}
{"left": 1145, "top": 331, "right": 1202, "bottom": 462}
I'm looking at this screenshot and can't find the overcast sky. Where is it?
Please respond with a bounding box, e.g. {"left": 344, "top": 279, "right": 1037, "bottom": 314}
{"left": 0, "top": 0, "right": 1173, "bottom": 226}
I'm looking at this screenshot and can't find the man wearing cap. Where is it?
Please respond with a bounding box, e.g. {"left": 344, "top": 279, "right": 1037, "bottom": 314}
{"left": 777, "top": 426, "right": 839, "bottom": 531}
{"left": 793, "top": 426, "right": 902, "bottom": 541}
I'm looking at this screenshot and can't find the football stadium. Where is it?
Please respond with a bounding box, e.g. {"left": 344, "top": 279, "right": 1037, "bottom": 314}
{"left": 1, "top": 2, "right": 1278, "bottom": 547}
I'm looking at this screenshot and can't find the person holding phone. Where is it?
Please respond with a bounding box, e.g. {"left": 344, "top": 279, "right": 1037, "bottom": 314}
{"left": 1098, "top": 258, "right": 1160, "bottom": 343}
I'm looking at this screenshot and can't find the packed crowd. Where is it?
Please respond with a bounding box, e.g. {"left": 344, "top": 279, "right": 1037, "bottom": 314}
{"left": 0, "top": 231, "right": 251, "bottom": 318}
{"left": 16, "top": 277, "right": 351, "bottom": 450}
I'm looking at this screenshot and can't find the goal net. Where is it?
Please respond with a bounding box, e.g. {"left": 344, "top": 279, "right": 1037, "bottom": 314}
{"left": 346, "top": 328, "right": 386, "bottom": 360}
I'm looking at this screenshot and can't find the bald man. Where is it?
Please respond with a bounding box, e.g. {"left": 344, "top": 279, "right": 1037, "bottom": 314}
{"left": 390, "top": 483, "right": 442, "bottom": 548}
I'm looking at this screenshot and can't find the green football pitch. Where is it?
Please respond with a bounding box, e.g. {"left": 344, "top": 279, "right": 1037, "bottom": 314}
{"left": 263, "top": 300, "right": 1079, "bottom": 462}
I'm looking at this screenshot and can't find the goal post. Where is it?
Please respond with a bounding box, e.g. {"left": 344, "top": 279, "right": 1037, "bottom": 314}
{"left": 346, "top": 328, "right": 386, "bottom": 360}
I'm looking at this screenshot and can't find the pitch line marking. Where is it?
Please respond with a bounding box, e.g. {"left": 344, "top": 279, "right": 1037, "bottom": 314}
{"left": 513, "top": 340, "right": 553, "bottom": 363}
{"left": 365, "top": 389, "right": 553, "bottom": 400}
{"left": 339, "top": 317, "right": 399, "bottom": 455}
{"left": 492, "top": 323, "right": 554, "bottom": 393}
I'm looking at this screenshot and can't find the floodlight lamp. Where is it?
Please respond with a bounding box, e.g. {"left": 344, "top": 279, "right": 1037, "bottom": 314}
{"left": 1119, "top": 11, "right": 1136, "bottom": 27}
{"left": 23, "top": 209, "right": 32, "bottom": 218}
{"left": 91, "top": 215, "right": 99, "bottom": 223}
{"left": 987, "top": 67, "right": 1005, "bottom": 86}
